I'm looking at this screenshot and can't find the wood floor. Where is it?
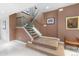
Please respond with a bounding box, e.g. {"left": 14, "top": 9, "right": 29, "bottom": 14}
{"left": 0, "top": 40, "right": 79, "bottom": 56}
{"left": 0, "top": 40, "right": 47, "bottom": 56}
{"left": 32, "top": 36, "right": 59, "bottom": 49}
{"left": 27, "top": 42, "right": 64, "bottom": 56}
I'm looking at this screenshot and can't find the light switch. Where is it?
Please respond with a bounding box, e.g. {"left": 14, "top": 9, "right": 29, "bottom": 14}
{"left": 43, "top": 24, "right": 47, "bottom": 27}
{"left": 59, "top": 8, "right": 63, "bottom": 12}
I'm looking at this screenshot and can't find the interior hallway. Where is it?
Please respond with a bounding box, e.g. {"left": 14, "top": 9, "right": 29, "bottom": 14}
{"left": 0, "top": 40, "right": 79, "bottom": 56}
{"left": 0, "top": 40, "right": 47, "bottom": 56}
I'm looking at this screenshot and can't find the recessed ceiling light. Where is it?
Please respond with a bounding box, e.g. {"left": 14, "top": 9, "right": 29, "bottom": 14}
{"left": 46, "top": 6, "right": 49, "bottom": 9}
{"left": 59, "top": 8, "right": 63, "bottom": 12}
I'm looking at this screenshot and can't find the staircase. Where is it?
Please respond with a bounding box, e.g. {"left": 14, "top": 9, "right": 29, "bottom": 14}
{"left": 27, "top": 41, "right": 64, "bottom": 56}
{"left": 25, "top": 23, "right": 40, "bottom": 40}
{"left": 26, "top": 36, "right": 64, "bottom": 56}
{"left": 24, "top": 23, "right": 64, "bottom": 56}
{"left": 16, "top": 6, "right": 64, "bottom": 56}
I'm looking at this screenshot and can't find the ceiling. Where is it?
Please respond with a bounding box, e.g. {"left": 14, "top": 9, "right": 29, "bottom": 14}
{"left": 36, "top": 3, "right": 76, "bottom": 12}
{"left": 0, "top": 3, "right": 76, "bottom": 15}
{"left": 0, "top": 3, "right": 36, "bottom": 15}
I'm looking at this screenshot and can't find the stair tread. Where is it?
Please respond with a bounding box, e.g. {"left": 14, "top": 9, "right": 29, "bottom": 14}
{"left": 27, "top": 29, "right": 33, "bottom": 31}
{"left": 26, "top": 42, "right": 64, "bottom": 56}
{"left": 33, "top": 34, "right": 39, "bottom": 37}
{"left": 33, "top": 36, "right": 59, "bottom": 48}
{"left": 29, "top": 31, "right": 35, "bottom": 34}
{"left": 33, "top": 35, "right": 39, "bottom": 39}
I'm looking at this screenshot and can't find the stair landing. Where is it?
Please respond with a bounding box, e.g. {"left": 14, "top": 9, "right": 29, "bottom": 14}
{"left": 33, "top": 36, "right": 59, "bottom": 49}
{"left": 26, "top": 42, "right": 64, "bottom": 56}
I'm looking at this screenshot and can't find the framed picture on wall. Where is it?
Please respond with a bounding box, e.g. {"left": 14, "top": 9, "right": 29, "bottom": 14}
{"left": 66, "top": 16, "right": 79, "bottom": 30}
{"left": 3, "top": 20, "right": 6, "bottom": 30}
{"left": 47, "top": 17, "right": 55, "bottom": 25}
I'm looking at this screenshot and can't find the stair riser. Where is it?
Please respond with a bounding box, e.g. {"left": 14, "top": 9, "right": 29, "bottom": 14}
{"left": 29, "top": 31, "right": 35, "bottom": 33}
{"left": 32, "top": 42, "right": 57, "bottom": 50}
{"left": 30, "top": 32, "right": 37, "bottom": 35}
{"left": 25, "top": 27, "right": 32, "bottom": 29}
{"left": 33, "top": 36, "right": 39, "bottom": 39}
{"left": 27, "top": 45, "right": 57, "bottom": 56}
{"left": 27, "top": 29, "right": 34, "bottom": 31}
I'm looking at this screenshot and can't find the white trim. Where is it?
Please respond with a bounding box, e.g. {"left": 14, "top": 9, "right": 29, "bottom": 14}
{"left": 59, "top": 41, "right": 64, "bottom": 45}
{"left": 16, "top": 27, "right": 24, "bottom": 28}
{"left": 14, "top": 40, "right": 27, "bottom": 45}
